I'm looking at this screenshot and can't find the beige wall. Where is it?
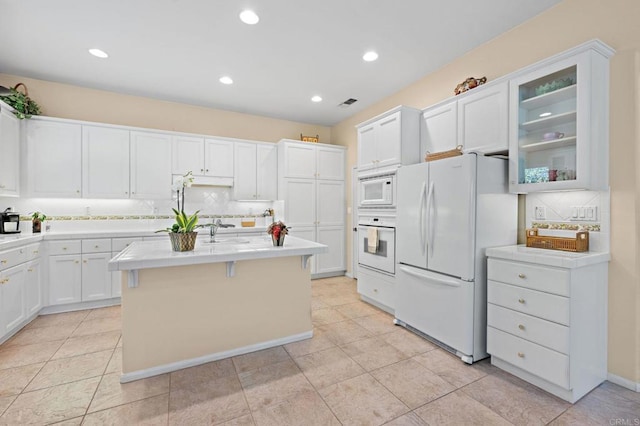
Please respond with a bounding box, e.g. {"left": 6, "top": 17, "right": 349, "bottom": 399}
{"left": 0, "top": 74, "right": 331, "bottom": 143}
{"left": 331, "top": 0, "right": 640, "bottom": 383}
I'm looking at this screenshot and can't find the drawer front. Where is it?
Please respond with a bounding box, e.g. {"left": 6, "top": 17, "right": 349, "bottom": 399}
{"left": 82, "top": 239, "right": 112, "bottom": 253}
{"left": 48, "top": 240, "right": 82, "bottom": 255}
{"left": 488, "top": 327, "right": 569, "bottom": 389}
{"left": 488, "top": 303, "right": 569, "bottom": 354}
{"left": 357, "top": 268, "right": 395, "bottom": 310}
{"left": 488, "top": 280, "right": 570, "bottom": 326}
{"left": 488, "top": 258, "right": 570, "bottom": 297}
{"left": 25, "top": 243, "right": 42, "bottom": 261}
{"left": 112, "top": 237, "right": 143, "bottom": 252}
{"left": 0, "top": 246, "right": 27, "bottom": 271}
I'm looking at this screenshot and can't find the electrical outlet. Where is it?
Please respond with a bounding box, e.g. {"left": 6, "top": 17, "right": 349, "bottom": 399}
{"left": 534, "top": 206, "right": 546, "bottom": 220}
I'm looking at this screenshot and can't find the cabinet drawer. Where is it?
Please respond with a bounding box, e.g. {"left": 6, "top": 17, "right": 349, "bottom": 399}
{"left": 488, "top": 327, "right": 569, "bottom": 389}
{"left": 48, "top": 240, "right": 82, "bottom": 255}
{"left": 488, "top": 303, "right": 569, "bottom": 354}
{"left": 25, "top": 243, "right": 42, "bottom": 261}
{"left": 488, "top": 280, "right": 569, "bottom": 326}
{"left": 357, "top": 268, "right": 395, "bottom": 310}
{"left": 0, "top": 246, "right": 27, "bottom": 271}
{"left": 112, "top": 237, "right": 143, "bottom": 252}
{"left": 488, "top": 258, "right": 569, "bottom": 297}
{"left": 82, "top": 239, "right": 112, "bottom": 253}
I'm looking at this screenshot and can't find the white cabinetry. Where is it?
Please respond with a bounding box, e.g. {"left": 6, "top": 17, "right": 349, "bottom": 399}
{"left": 234, "top": 142, "right": 277, "bottom": 200}
{"left": 0, "top": 264, "right": 26, "bottom": 334}
{"left": 508, "top": 41, "right": 613, "bottom": 193}
{"left": 81, "top": 252, "right": 112, "bottom": 301}
{"left": 49, "top": 252, "right": 82, "bottom": 306}
{"left": 26, "top": 119, "right": 82, "bottom": 197}
{"left": 421, "top": 81, "right": 509, "bottom": 156}
{"left": 278, "top": 140, "right": 346, "bottom": 276}
{"left": 172, "top": 135, "right": 234, "bottom": 179}
{"left": 0, "top": 103, "right": 20, "bottom": 197}
{"left": 356, "top": 106, "right": 420, "bottom": 172}
{"left": 486, "top": 254, "right": 608, "bottom": 403}
{"left": 130, "top": 131, "right": 172, "bottom": 199}
{"left": 24, "top": 259, "right": 42, "bottom": 317}
{"left": 82, "top": 125, "right": 130, "bottom": 198}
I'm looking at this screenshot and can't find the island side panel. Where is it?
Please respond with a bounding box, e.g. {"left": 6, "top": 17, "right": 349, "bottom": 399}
{"left": 121, "top": 256, "right": 312, "bottom": 375}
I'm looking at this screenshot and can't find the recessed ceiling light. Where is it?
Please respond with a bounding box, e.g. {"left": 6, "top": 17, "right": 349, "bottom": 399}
{"left": 239, "top": 10, "right": 259, "bottom": 25}
{"left": 219, "top": 76, "right": 233, "bottom": 85}
{"left": 363, "top": 51, "right": 378, "bottom": 62}
{"left": 88, "top": 48, "right": 108, "bottom": 59}
{"left": 539, "top": 112, "right": 552, "bottom": 117}
{"left": 311, "top": 95, "right": 322, "bottom": 103}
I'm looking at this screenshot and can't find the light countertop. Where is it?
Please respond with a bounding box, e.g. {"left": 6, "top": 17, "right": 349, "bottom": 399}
{"left": 486, "top": 245, "right": 610, "bottom": 268}
{"left": 108, "top": 236, "right": 327, "bottom": 271}
{"left": 0, "top": 227, "right": 267, "bottom": 251}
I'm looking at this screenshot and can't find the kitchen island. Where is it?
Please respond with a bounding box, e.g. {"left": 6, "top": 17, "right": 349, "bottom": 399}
{"left": 108, "top": 235, "right": 327, "bottom": 383}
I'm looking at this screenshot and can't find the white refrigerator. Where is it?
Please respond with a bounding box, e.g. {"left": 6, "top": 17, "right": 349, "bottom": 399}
{"left": 395, "top": 153, "right": 516, "bottom": 363}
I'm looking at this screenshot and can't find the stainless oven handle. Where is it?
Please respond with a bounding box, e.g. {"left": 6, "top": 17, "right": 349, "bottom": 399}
{"left": 419, "top": 182, "right": 426, "bottom": 255}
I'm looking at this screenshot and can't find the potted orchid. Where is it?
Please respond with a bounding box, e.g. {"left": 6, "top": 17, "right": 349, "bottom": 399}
{"left": 157, "top": 171, "right": 200, "bottom": 251}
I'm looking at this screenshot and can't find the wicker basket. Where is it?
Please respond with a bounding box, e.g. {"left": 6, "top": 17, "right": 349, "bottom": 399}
{"left": 525, "top": 228, "right": 589, "bottom": 252}
{"left": 425, "top": 145, "right": 463, "bottom": 162}
{"left": 169, "top": 232, "right": 198, "bottom": 252}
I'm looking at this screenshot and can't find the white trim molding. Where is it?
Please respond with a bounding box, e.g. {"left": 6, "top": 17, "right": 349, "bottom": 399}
{"left": 607, "top": 372, "right": 640, "bottom": 392}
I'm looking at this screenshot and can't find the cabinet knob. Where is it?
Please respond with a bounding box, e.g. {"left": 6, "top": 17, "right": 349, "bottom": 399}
{"left": 95, "top": 245, "right": 100, "bottom": 249}
{"left": 517, "top": 352, "right": 525, "bottom": 358}
{"left": 373, "top": 288, "right": 378, "bottom": 293}
{"left": 206, "top": 169, "right": 209, "bottom": 172}
{"left": 1, "top": 260, "right": 7, "bottom": 264}
{"left": 125, "top": 191, "right": 128, "bottom": 194}
{"left": 518, "top": 298, "right": 525, "bottom": 304}
{"left": 200, "top": 169, "right": 204, "bottom": 173}
{"left": 75, "top": 260, "right": 79, "bottom": 264}
{"left": 63, "top": 247, "right": 67, "bottom": 250}
{"left": 518, "top": 273, "right": 526, "bottom": 279}
{"left": 83, "top": 260, "right": 87, "bottom": 263}
{"left": 132, "top": 192, "right": 135, "bottom": 195}
{"left": 33, "top": 250, "right": 39, "bottom": 254}
{"left": 19, "top": 249, "right": 23, "bottom": 254}
{"left": 0, "top": 184, "right": 5, "bottom": 189}
{"left": 518, "top": 324, "right": 525, "bottom": 330}
{"left": 27, "top": 268, "right": 33, "bottom": 272}
{"left": 76, "top": 190, "right": 80, "bottom": 193}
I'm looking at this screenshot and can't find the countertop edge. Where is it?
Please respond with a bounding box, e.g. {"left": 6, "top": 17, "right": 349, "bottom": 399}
{"left": 486, "top": 244, "right": 610, "bottom": 268}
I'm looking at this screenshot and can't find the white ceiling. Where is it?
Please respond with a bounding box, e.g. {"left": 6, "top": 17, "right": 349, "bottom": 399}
{"left": 0, "top": 0, "right": 560, "bottom": 126}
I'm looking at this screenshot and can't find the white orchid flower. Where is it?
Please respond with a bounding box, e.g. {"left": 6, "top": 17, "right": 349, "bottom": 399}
{"left": 172, "top": 176, "right": 185, "bottom": 192}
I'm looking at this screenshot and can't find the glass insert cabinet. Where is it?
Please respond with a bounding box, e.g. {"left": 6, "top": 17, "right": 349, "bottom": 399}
{"left": 508, "top": 41, "right": 614, "bottom": 193}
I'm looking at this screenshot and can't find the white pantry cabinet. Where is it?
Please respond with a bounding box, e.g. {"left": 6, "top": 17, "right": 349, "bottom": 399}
{"left": 82, "top": 125, "right": 130, "bottom": 198}
{"left": 26, "top": 119, "right": 82, "bottom": 198}
{"left": 234, "top": 142, "right": 277, "bottom": 200}
{"left": 278, "top": 139, "right": 346, "bottom": 276}
{"left": 508, "top": 40, "right": 614, "bottom": 193}
{"left": 421, "top": 81, "right": 509, "bottom": 156}
{"left": 356, "top": 106, "right": 421, "bottom": 172}
{"left": 0, "top": 103, "right": 20, "bottom": 197}
{"left": 130, "top": 131, "right": 172, "bottom": 199}
{"left": 172, "top": 135, "right": 234, "bottom": 178}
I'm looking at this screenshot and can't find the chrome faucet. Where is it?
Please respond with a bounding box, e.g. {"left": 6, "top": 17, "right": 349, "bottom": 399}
{"left": 209, "top": 218, "right": 222, "bottom": 243}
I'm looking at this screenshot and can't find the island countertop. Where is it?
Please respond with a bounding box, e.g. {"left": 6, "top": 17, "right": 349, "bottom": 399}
{"left": 108, "top": 235, "right": 327, "bottom": 272}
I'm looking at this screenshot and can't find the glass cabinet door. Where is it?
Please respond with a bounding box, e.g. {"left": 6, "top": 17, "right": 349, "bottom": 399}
{"left": 508, "top": 41, "right": 612, "bottom": 193}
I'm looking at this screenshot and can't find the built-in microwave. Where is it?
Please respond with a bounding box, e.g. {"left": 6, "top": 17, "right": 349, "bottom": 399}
{"left": 359, "top": 174, "right": 396, "bottom": 208}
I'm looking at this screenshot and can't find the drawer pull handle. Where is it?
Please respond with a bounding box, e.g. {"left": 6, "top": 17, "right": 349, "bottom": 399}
{"left": 27, "top": 268, "right": 33, "bottom": 272}
{"left": 517, "top": 352, "right": 525, "bottom": 358}
{"left": 95, "top": 245, "right": 100, "bottom": 248}
{"left": 518, "top": 273, "right": 526, "bottom": 279}
{"left": 63, "top": 247, "right": 67, "bottom": 250}
{"left": 518, "top": 298, "right": 525, "bottom": 304}
{"left": 1, "top": 260, "right": 6, "bottom": 264}
{"left": 373, "top": 288, "right": 378, "bottom": 292}
{"left": 33, "top": 250, "right": 39, "bottom": 254}
{"left": 518, "top": 324, "right": 525, "bottom": 330}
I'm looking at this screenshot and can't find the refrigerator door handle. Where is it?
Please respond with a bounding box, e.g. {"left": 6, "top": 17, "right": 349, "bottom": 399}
{"left": 399, "top": 265, "right": 461, "bottom": 287}
{"left": 418, "top": 182, "right": 427, "bottom": 255}
{"left": 426, "top": 181, "right": 435, "bottom": 257}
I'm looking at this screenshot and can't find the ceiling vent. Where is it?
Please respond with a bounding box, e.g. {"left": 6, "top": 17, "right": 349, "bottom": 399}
{"left": 338, "top": 98, "right": 358, "bottom": 108}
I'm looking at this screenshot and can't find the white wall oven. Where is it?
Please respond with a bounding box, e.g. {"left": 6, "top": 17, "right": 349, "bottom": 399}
{"left": 358, "top": 173, "right": 396, "bottom": 208}
{"left": 357, "top": 214, "right": 396, "bottom": 275}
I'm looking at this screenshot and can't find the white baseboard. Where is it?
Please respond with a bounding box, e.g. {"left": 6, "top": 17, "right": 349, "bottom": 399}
{"left": 40, "top": 298, "right": 121, "bottom": 315}
{"left": 607, "top": 372, "right": 640, "bottom": 392}
{"left": 119, "top": 330, "right": 313, "bottom": 384}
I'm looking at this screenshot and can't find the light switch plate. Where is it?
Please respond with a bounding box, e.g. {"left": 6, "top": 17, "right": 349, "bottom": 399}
{"left": 534, "top": 206, "right": 546, "bottom": 220}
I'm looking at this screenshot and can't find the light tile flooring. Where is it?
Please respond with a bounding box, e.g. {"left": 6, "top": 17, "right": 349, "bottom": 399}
{"left": 0, "top": 276, "right": 638, "bottom": 425}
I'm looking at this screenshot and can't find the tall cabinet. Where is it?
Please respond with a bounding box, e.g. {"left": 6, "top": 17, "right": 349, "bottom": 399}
{"left": 0, "top": 102, "right": 20, "bottom": 197}
{"left": 278, "top": 139, "right": 346, "bottom": 276}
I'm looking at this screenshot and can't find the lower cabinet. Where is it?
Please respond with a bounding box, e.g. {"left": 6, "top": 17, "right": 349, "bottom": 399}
{"left": 316, "top": 226, "right": 345, "bottom": 274}
{"left": 81, "top": 253, "right": 112, "bottom": 301}
{"left": 49, "top": 254, "right": 82, "bottom": 305}
{"left": 288, "top": 226, "right": 316, "bottom": 273}
{"left": 24, "top": 259, "right": 42, "bottom": 317}
{"left": 0, "top": 265, "right": 26, "bottom": 335}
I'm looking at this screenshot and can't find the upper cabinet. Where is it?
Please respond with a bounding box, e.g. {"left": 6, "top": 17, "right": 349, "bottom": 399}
{"left": 0, "top": 104, "right": 20, "bottom": 197}
{"left": 421, "top": 81, "right": 509, "bottom": 156}
{"left": 234, "top": 142, "right": 277, "bottom": 200}
{"left": 508, "top": 40, "right": 614, "bottom": 193}
{"left": 26, "top": 119, "right": 82, "bottom": 198}
{"left": 130, "top": 131, "right": 172, "bottom": 199}
{"left": 82, "top": 126, "right": 130, "bottom": 199}
{"left": 357, "top": 106, "right": 421, "bottom": 172}
{"left": 172, "top": 136, "right": 234, "bottom": 178}
{"left": 278, "top": 139, "right": 345, "bottom": 180}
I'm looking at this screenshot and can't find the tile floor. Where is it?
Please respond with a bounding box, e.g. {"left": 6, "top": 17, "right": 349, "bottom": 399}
{"left": 0, "top": 276, "right": 638, "bottom": 425}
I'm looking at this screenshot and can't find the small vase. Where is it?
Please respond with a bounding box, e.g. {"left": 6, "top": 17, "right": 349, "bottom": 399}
{"left": 169, "top": 232, "right": 198, "bottom": 252}
{"left": 271, "top": 234, "right": 285, "bottom": 246}
{"left": 32, "top": 219, "right": 41, "bottom": 234}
